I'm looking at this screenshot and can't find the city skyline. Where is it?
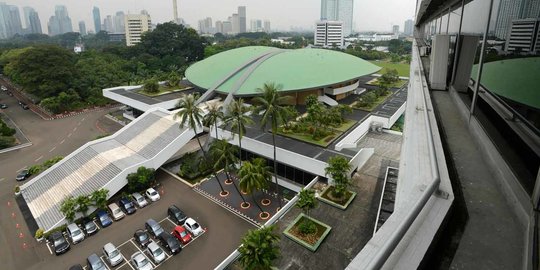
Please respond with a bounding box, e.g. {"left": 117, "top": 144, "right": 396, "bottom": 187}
{"left": 10, "top": 0, "right": 416, "bottom": 35}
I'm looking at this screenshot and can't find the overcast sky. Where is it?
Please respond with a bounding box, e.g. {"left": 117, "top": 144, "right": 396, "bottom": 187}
{"left": 12, "top": 0, "right": 416, "bottom": 34}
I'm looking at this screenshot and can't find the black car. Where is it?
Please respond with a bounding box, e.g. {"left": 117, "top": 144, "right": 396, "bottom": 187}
{"left": 20, "top": 102, "right": 29, "bottom": 110}
{"left": 118, "top": 198, "right": 136, "bottom": 215}
{"left": 133, "top": 229, "right": 151, "bottom": 247}
{"left": 168, "top": 205, "right": 187, "bottom": 225}
{"left": 0, "top": 103, "right": 7, "bottom": 109}
{"left": 82, "top": 218, "right": 99, "bottom": 236}
{"left": 158, "top": 232, "right": 182, "bottom": 255}
{"left": 49, "top": 231, "right": 70, "bottom": 255}
{"left": 68, "top": 264, "right": 83, "bottom": 270}
{"left": 16, "top": 169, "right": 30, "bottom": 181}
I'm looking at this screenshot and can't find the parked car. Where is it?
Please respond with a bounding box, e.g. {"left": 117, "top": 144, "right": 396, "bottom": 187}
{"left": 146, "top": 241, "right": 166, "bottom": 264}
{"left": 81, "top": 218, "right": 99, "bottom": 236}
{"left": 20, "top": 102, "right": 29, "bottom": 110}
{"left": 145, "top": 219, "right": 164, "bottom": 237}
{"left": 158, "top": 232, "right": 181, "bottom": 255}
{"left": 49, "top": 231, "right": 70, "bottom": 255}
{"left": 87, "top": 253, "right": 107, "bottom": 270}
{"left": 134, "top": 229, "right": 151, "bottom": 247}
{"left": 108, "top": 203, "right": 125, "bottom": 221}
{"left": 66, "top": 223, "right": 85, "bottom": 244}
{"left": 1, "top": 85, "right": 7, "bottom": 91}
{"left": 96, "top": 210, "right": 113, "bottom": 227}
{"left": 184, "top": 218, "right": 204, "bottom": 237}
{"left": 131, "top": 251, "right": 153, "bottom": 270}
{"left": 119, "top": 197, "right": 137, "bottom": 215}
{"left": 172, "top": 225, "right": 192, "bottom": 245}
{"left": 16, "top": 169, "right": 30, "bottom": 181}
{"left": 145, "top": 187, "right": 160, "bottom": 202}
{"left": 0, "top": 103, "right": 7, "bottom": 109}
{"left": 132, "top": 192, "right": 148, "bottom": 208}
{"left": 68, "top": 264, "right": 83, "bottom": 270}
{"left": 103, "top": 243, "right": 123, "bottom": 267}
{"left": 168, "top": 205, "right": 187, "bottom": 225}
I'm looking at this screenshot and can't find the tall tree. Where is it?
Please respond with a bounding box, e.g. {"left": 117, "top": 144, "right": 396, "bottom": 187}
{"left": 325, "top": 155, "right": 352, "bottom": 198}
{"left": 253, "top": 82, "right": 292, "bottom": 208}
{"left": 210, "top": 139, "right": 248, "bottom": 206}
{"left": 203, "top": 102, "right": 224, "bottom": 139}
{"left": 75, "top": 195, "right": 91, "bottom": 217}
{"left": 91, "top": 188, "right": 109, "bottom": 210}
{"left": 238, "top": 225, "right": 280, "bottom": 270}
{"left": 60, "top": 196, "right": 77, "bottom": 222}
{"left": 239, "top": 158, "right": 271, "bottom": 218}
{"left": 225, "top": 98, "right": 253, "bottom": 165}
{"left": 175, "top": 94, "right": 227, "bottom": 195}
{"left": 296, "top": 189, "right": 317, "bottom": 218}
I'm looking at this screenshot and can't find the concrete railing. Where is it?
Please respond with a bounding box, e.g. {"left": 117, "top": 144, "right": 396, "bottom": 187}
{"left": 324, "top": 80, "right": 360, "bottom": 96}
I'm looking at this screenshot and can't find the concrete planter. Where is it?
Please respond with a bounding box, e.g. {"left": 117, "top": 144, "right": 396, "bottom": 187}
{"left": 317, "top": 186, "right": 356, "bottom": 210}
{"left": 283, "top": 213, "right": 331, "bottom": 252}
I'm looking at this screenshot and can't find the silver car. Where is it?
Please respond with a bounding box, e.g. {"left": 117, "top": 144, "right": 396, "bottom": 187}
{"left": 131, "top": 251, "right": 153, "bottom": 270}
{"left": 146, "top": 241, "right": 166, "bottom": 264}
{"left": 103, "top": 242, "right": 123, "bottom": 267}
{"left": 66, "top": 223, "right": 85, "bottom": 244}
{"left": 132, "top": 192, "right": 148, "bottom": 208}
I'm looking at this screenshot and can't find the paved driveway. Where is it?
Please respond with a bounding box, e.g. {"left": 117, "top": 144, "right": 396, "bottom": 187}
{"left": 4, "top": 171, "right": 253, "bottom": 270}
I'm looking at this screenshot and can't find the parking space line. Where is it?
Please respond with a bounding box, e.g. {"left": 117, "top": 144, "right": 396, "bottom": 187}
{"left": 34, "top": 155, "right": 43, "bottom": 162}
{"left": 164, "top": 217, "right": 177, "bottom": 227}
{"left": 48, "top": 146, "right": 56, "bottom": 153}
{"left": 0, "top": 178, "right": 5, "bottom": 183}
{"left": 67, "top": 132, "right": 72, "bottom": 138}
{"left": 73, "top": 127, "right": 77, "bottom": 132}
{"left": 17, "top": 166, "right": 25, "bottom": 172}
{"left": 45, "top": 241, "right": 53, "bottom": 255}
{"left": 118, "top": 237, "right": 135, "bottom": 249}
{"left": 82, "top": 117, "right": 86, "bottom": 121}
{"left": 59, "top": 139, "right": 65, "bottom": 144}
{"left": 77, "top": 122, "right": 82, "bottom": 126}
{"left": 99, "top": 256, "right": 111, "bottom": 270}
{"left": 130, "top": 239, "right": 156, "bottom": 269}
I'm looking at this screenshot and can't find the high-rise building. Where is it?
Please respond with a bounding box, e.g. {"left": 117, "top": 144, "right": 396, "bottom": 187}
{"left": 104, "top": 15, "right": 113, "bottom": 33}
{"left": 215, "top": 21, "right": 223, "bottom": 34}
{"left": 114, "top": 12, "right": 125, "bottom": 33}
{"left": 26, "top": 8, "right": 42, "bottom": 34}
{"left": 314, "top": 20, "right": 344, "bottom": 47}
{"left": 404, "top": 19, "right": 414, "bottom": 36}
{"left": 8, "top": 6, "right": 22, "bottom": 35}
{"left": 264, "top": 20, "right": 271, "bottom": 33}
{"left": 250, "top": 19, "right": 264, "bottom": 32}
{"left": 198, "top": 17, "right": 213, "bottom": 34}
{"left": 222, "top": 21, "right": 232, "bottom": 34}
{"left": 48, "top": 5, "right": 73, "bottom": 36}
{"left": 504, "top": 18, "right": 540, "bottom": 53}
{"left": 523, "top": 0, "right": 540, "bottom": 18}
{"left": 320, "top": 0, "right": 354, "bottom": 36}
{"left": 22, "top": 7, "right": 31, "bottom": 30}
{"left": 93, "top": 7, "right": 101, "bottom": 33}
{"left": 125, "top": 12, "right": 152, "bottom": 46}
{"left": 494, "top": 0, "right": 540, "bottom": 39}
{"left": 79, "top": 21, "right": 86, "bottom": 36}
{"left": 231, "top": 13, "right": 240, "bottom": 34}
{"left": 393, "top": 25, "right": 400, "bottom": 36}
{"left": 238, "top": 6, "right": 246, "bottom": 33}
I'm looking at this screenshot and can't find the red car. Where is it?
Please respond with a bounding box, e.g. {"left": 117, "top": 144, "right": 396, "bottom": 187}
{"left": 172, "top": 225, "right": 192, "bottom": 245}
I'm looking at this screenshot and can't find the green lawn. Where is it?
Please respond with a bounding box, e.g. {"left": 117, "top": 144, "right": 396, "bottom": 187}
{"left": 353, "top": 91, "right": 393, "bottom": 112}
{"left": 369, "top": 60, "right": 410, "bottom": 77}
{"left": 367, "top": 78, "right": 408, "bottom": 88}
{"left": 138, "top": 84, "right": 192, "bottom": 97}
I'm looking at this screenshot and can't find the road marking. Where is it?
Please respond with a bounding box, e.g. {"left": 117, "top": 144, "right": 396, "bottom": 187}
{"left": 99, "top": 257, "right": 111, "bottom": 270}
{"left": 48, "top": 146, "right": 56, "bottom": 153}
{"left": 0, "top": 178, "right": 5, "bottom": 183}
{"left": 35, "top": 155, "right": 43, "bottom": 162}
{"left": 67, "top": 133, "right": 72, "bottom": 138}
{"left": 82, "top": 117, "right": 86, "bottom": 121}
{"left": 131, "top": 239, "right": 156, "bottom": 269}
{"left": 45, "top": 242, "right": 53, "bottom": 255}
{"left": 59, "top": 139, "right": 65, "bottom": 145}
{"left": 73, "top": 127, "right": 77, "bottom": 132}
{"left": 17, "top": 166, "right": 26, "bottom": 172}
{"left": 77, "top": 122, "right": 81, "bottom": 126}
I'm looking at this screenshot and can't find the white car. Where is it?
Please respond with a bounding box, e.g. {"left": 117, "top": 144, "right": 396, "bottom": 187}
{"left": 184, "top": 218, "right": 204, "bottom": 237}
{"left": 146, "top": 241, "right": 166, "bottom": 264}
{"left": 66, "top": 223, "right": 85, "bottom": 244}
{"left": 132, "top": 192, "right": 148, "bottom": 208}
{"left": 108, "top": 203, "right": 125, "bottom": 221}
{"left": 145, "top": 188, "right": 160, "bottom": 202}
{"left": 103, "top": 243, "right": 123, "bottom": 267}
{"left": 131, "top": 251, "right": 153, "bottom": 270}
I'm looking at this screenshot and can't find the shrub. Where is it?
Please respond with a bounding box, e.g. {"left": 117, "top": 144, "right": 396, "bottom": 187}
{"left": 28, "top": 165, "right": 42, "bottom": 175}
{"left": 127, "top": 166, "right": 155, "bottom": 193}
{"left": 143, "top": 79, "right": 159, "bottom": 93}
{"left": 35, "top": 228, "right": 44, "bottom": 239}
{"left": 0, "top": 136, "right": 15, "bottom": 148}
{"left": 298, "top": 219, "right": 317, "bottom": 235}
{"left": 14, "top": 185, "right": 20, "bottom": 193}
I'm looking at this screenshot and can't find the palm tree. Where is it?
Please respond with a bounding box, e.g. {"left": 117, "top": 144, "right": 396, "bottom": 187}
{"left": 210, "top": 139, "right": 249, "bottom": 207}
{"left": 238, "top": 225, "right": 280, "bottom": 270}
{"left": 60, "top": 196, "right": 77, "bottom": 222}
{"left": 175, "top": 94, "right": 228, "bottom": 196}
{"left": 296, "top": 189, "right": 317, "bottom": 217}
{"left": 239, "top": 158, "right": 271, "bottom": 219}
{"left": 324, "top": 155, "right": 352, "bottom": 199}
{"left": 75, "top": 195, "right": 91, "bottom": 217}
{"left": 91, "top": 188, "right": 109, "bottom": 210}
{"left": 224, "top": 98, "right": 254, "bottom": 166}
{"left": 253, "top": 82, "right": 292, "bottom": 208}
{"left": 203, "top": 102, "right": 224, "bottom": 139}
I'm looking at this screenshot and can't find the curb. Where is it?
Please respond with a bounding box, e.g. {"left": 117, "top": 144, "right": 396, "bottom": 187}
{"left": 160, "top": 167, "right": 196, "bottom": 188}
{"left": 0, "top": 142, "right": 33, "bottom": 154}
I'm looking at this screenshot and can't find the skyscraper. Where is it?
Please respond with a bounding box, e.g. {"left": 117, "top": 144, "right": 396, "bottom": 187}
{"left": 198, "top": 17, "right": 213, "bottom": 34}
{"left": 47, "top": 5, "right": 72, "bottom": 36}
{"left": 494, "top": 0, "right": 540, "bottom": 39}
{"left": 393, "top": 25, "right": 400, "bottom": 36}
{"left": 8, "top": 6, "right": 22, "bottom": 35}
{"left": 523, "top": 0, "right": 540, "bottom": 18}
{"left": 404, "top": 19, "right": 414, "bottom": 36}
{"left": 238, "top": 6, "right": 246, "bottom": 33}
{"left": 114, "top": 12, "right": 125, "bottom": 33}
{"left": 104, "top": 15, "right": 113, "bottom": 33}
{"left": 79, "top": 21, "right": 86, "bottom": 36}
{"left": 26, "top": 8, "right": 42, "bottom": 34}
{"left": 125, "top": 11, "right": 152, "bottom": 46}
{"left": 314, "top": 20, "right": 344, "bottom": 47}
{"left": 93, "top": 7, "right": 101, "bottom": 33}
{"left": 320, "top": 0, "right": 354, "bottom": 36}
{"left": 231, "top": 13, "right": 239, "bottom": 34}
{"left": 264, "top": 20, "right": 271, "bottom": 33}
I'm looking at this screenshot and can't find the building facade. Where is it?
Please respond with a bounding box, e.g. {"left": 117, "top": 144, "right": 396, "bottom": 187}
{"left": 198, "top": 17, "right": 214, "bottom": 34}
{"left": 505, "top": 18, "right": 540, "bottom": 53}
{"left": 320, "top": 0, "right": 354, "bottom": 36}
{"left": 264, "top": 20, "right": 271, "bottom": 32}
{"left": 314, "top": 20, "right": 344, "bottom": 48}
{"left": 124, "top": 12, "right": 151, "bottom": 46}
{"left": 238, "top": 6, "right": 246, "bottom": 33}
{"left": 404, "top": 19, "right": 414, "bottom": 36}
{"left": 78, "top": 21, "right": 86, "bottom": 36}
{"left": 47, "top": 5, "right": 73, "bottom": 36}
{"left": 93, "top": 7, "right": 101, "bottom": 33}
{"left": 23, "top": 7, "right": 41, "bottom": 34}
{"left": 114, "top": 12, "right": 125, "bottom": 33}
{"left": 494, "top": 0, "right": 540, "bottom": 39}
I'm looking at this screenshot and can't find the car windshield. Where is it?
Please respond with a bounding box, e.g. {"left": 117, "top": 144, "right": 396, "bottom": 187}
{"left": 54, "top": 237, "right": 65, "bottom": 246}
{"left": 114, "top": 209, "right": 122, "bottom": 214}
{"left": 152, "top": 247, "right": 163, "bottom": 257}
{"left": 138, "top": 257, "right": 148, "bottom": 267}
{"left": 85, "top": 222, "right": 96, "bottom": 230}
{"left": 191, "top": 222, "right": 200, "bottom": 230}
{"left": 93, "top": 260, "right": 104, "bottom": 268}
{"left": 20, "top": 170, "right": 28, "bottom": 175}
{"left": 109, "top": 249, "right": 119, "bottom": 258}
{"left": 100, "top": 215, "right": 108, "bottom": 221}
{"left": 139, "top": 233, "right": 148, "bottom": 241}
{"left": 137, "top": 197, "right": 144, "bottom": 202}
{"left": 180, "top": 230, "right": 187, "bottom": 237}
{"left": 125, "top": 202, "right": 133, "bottom": 208}
{"left": 150, "top": 190, "right": 157, "bottom": 196}
{"left": 72, "top": 229, "right": 81, "bottom": 236}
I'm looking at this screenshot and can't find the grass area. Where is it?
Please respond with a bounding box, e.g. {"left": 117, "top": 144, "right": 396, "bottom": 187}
{"left": 367, "top": 78, "right": 408, "bottom": 88}
{"left": 369, "top": 60, "right": 410, "bottom": 77}
{"left": 353, "top": 91, "right": 393, "bottom": 112}
{"left": 276, "top": 119, "right": 356, "bottom": 147}
{"left": 137, "top": 84, "right": 192, "bottom": 97}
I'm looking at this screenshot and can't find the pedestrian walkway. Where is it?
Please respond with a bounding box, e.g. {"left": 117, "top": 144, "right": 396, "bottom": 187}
{"left": 431, "top": 91, "right": 523, "bottom": 270}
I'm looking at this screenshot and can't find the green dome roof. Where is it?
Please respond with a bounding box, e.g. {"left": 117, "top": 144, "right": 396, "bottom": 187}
{"left": 185, "top": 46, "right": 381, "bottom": 96}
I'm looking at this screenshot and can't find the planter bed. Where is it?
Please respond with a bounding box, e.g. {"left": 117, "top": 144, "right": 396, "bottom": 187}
{"left": 283, "top": 213, "right": 331, "bottom": 252}
{"left": 318, "top": 186, "right": 356, "bottom": 210}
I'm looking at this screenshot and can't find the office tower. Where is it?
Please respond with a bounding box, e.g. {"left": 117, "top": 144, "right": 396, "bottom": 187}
{"left": 238, "top": 6, "right": 246, "bottom": 33}
{"left": 93, "top": 7, "right": 101, "bottom": 33}
{"left": 404, "top": 19, "right": 414, "bottom": 36}
{"left": 231, "top": 14, "right": 239, "bottom": 34}
{"left": 125, "top": 12, "right": 152, "bottom": 46}
{"left": 104, "top": 15, "right": 113, "bottom": 33}
{"left": 504, "top": 18, "right": 540, "bottom": 53}
{"left": 320, "top": 0, "right": 354, "bottom": 36}
{"left": 198, "top": 17, "right": 213, "bottom": 34}
{"left": 25, "top": 7, "right": 42, "bottom": 34}
{"left": 523, "top": 0, "right": 540, "bottom": 18}
{"left": 494, "top": 0, "right": 540, "bottom": 39}
{"left": 222, "top": 21, "right": 232, "bottom": 34}
{"left": 8, "top": 6, "right": 22, "bottom": 35}
{"left": 114, "top": 12, "right": 125, "bottom": 33}
{"left": 314, "top": 20, "right": 343, "bottom": 47}
{"left": 393, "top": 25, "right": 400, "bottom": 36}
{"left": 79, "top": 21, "right": 86, "bottom": 35}
{"left": 250, "top": 19, "right": 264, "bottom": 32}
{"left": 264, "top": 20, "right": 271, "bottom": 33}
{"left": 215, "top": 21, "right": 223, "bottom": 33}
{"left": 22, "top": 7, "right": 31, "bottom": 30}
{"left": 48, "top": 5, "right": 73, "bottom": 36}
